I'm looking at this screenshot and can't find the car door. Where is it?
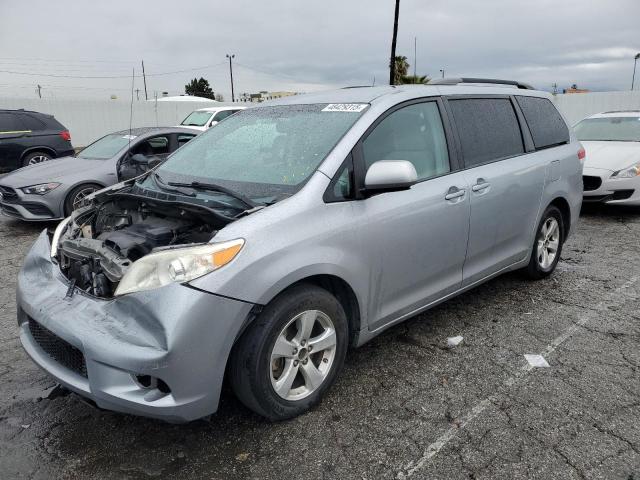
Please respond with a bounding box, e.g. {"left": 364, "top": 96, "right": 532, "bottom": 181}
{"left": 348, "top": 99, "right": 470, "bottom": 331}
{"left": 0, "top": 112, "right": 30, "bottom": 171}
{"left": 445, "top": 96, "right": 546, "bottom": 286}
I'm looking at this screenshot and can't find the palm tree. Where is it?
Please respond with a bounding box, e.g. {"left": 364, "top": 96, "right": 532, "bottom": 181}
{"left": 392, "top": 56, "right": 410, "bottom": 85}
{"left": 389, "top": 0, "right": 400, "bottom": 85}
{"left": 400, "top": 74, "right": 430, "bottom": 84}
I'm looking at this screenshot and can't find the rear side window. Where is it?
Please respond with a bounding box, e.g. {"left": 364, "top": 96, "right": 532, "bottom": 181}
{"left": 362, "top": 101, "right": 450, "bottom": 181}
{"left": 449, "top": 98, "right": 524, "bottom": 167}
{"left": 19, "top": 114, "right": 46, "bottom": 131}
{"left": 0, "top": 113, "right": 26, "bottom": 132}
{"left": 516, "top": 96, "right": 569, "bottom": 149}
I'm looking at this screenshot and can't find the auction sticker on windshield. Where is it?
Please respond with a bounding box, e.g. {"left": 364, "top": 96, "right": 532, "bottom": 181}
{"left": 322, "top": 104, "right": 368, "bottom": 112}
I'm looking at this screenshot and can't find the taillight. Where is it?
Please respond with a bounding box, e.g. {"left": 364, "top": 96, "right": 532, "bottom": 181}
{"left": 577, "top": 147, "right": 586, "bottom": 162}
{"left": 59, "top": 130, "right": 71, "bottom": 142}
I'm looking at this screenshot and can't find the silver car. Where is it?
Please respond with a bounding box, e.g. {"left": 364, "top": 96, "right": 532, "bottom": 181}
{"left": 17, "top": 79, "right": 583, "bottom": 422}
{"left": 0, "top": 127, "right": 198, "bottom": 221}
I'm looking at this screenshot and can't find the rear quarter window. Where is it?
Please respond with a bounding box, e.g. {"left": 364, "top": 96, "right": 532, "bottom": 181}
{"left": 19, "top": 114, "right": 47, "bottom": 131}
{"left": 448, "top": 98, "right": 524, "bottom": 167}
{"left": 516, "top": 96, "right": 569, "bottom": 149}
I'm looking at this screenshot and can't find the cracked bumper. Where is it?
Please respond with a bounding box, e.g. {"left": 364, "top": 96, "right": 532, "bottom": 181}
{"left": 17, "top": 230, "right": 255, "bottom": 422}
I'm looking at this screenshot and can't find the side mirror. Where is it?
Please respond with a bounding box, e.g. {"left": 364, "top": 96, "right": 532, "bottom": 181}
{"left": 209, "top": 121, "right": 218, "bottom": 127}
{"left": 364, "top": 160, "right": 417, "bottom": 193}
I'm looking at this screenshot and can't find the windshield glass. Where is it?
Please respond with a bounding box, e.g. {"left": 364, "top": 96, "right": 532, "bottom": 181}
{"left": 574, "top": 117, "right": 640, "bottom": 142}
{"left": 77, "top": 134, "right": 134, "bottom": 159}
{"left": 180, "top": 111, "right": 214, "bottom": 127}
{"left": 146, "top": 103, "right": 367, "bottom": 201}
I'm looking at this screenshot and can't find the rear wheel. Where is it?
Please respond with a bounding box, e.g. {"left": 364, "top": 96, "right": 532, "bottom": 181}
{"left": 64, "top": 183, "right": 102, "bottom": 215}
{"left": 22, "top": 151, "right": 52, "bottom": 167}
{"left": 523, "top": 205, "right": 564, "bottom": 280}
{"left": 229, "top": 284, "right": 348, "bottom": 420}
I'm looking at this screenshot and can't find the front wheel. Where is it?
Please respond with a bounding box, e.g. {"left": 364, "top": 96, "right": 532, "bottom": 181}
{"left": 523, "top": 205, "right": 564, "bottom": 280}
{"left": 229, "top": 284, "right": 348, "bottom": 420}
{"left": 64, "top": 183, "right": 102, "bottom": 215}
{"left": 22, "top": 151, "right": 52, "bottom": 167}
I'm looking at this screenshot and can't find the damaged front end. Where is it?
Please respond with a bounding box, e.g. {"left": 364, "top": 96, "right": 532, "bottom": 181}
{"left": 52, "top": 184, "right": 244, "bottom": 299}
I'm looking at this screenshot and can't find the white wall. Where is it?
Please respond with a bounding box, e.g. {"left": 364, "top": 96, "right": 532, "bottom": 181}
{"left": 0, "top": 97, "right": 243, "bottom": 147}
{"left": 553, "top": 91, "right": 640, "bottom": 125}
{"left": 3, "top": 91, "right": 640, "bottom": 147}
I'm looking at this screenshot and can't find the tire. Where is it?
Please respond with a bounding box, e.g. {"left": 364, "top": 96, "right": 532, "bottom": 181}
{"left": 229, "top": 283, "right": 349, "bottom": 421}
{"left": 64, "top": 183, "right": 102, "bottom": 215}
{"left": 22, "top": 151, "right": 52, "bottom": 167}
{"left": 523, "top": 205, "right": 564, "bottom": 280}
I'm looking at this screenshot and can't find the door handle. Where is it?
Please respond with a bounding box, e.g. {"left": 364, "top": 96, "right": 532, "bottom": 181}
{"left": 472, "top": 178, "right": 491, "bottom": 192}
{"left": 445, "top": 188, "right": 466, "bottom": 200}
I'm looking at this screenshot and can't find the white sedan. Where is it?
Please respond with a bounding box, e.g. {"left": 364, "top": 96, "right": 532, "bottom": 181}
{"left": 576, "top": 110, "right": 640, "bottom": 206}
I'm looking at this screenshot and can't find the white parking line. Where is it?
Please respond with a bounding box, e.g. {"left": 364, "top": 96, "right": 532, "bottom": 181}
{"left": 396, "top": 275, "right": 639, "bottom": 479}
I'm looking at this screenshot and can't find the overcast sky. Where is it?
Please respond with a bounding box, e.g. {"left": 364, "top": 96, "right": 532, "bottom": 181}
{"left": 0, "top": 0, "right": 639, "bottom": 100}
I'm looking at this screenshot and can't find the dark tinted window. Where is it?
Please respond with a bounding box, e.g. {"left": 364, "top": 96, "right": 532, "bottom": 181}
{"left": 19, "top": 114, "right": 46, "bottom": 131}
{"left": 363, "top": 102, "right": 450, "bottom": 180}
{"left": 516, "top": 96, "right": 569, "bottom": 149}
{"left": 0, "top": 113, "right": 26, "bottom": 132}
{"left": 177, "top": 134, "right": 196, "bottom": 148}
{"left": 449, "top": 98, "right": 524, "bottom": 167}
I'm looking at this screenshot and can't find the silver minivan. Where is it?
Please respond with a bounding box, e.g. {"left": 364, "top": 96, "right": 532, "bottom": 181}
{"left": 17, "top": 79, "right": 583, "bottom": 422}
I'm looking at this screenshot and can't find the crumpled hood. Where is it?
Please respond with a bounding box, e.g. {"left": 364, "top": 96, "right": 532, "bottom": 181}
{"left": 582, "top": 141, "right": 640, "bottom": 172}
{"left": 0, "top": 157, "right": 104, "bottom": 187}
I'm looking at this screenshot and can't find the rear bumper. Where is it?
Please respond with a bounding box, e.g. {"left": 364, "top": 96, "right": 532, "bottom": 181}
{"left": 582, "top": 167, "right": 640, "bottom": 206}
{"left": 17, "top": 231, "right": 256, "bottom": 422}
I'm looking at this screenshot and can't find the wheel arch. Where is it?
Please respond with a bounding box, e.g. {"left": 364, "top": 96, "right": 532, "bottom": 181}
{"left": 62, "top": 181, "right": 108, "bottom": 215}
{"left": 20, "top": 146, "right": 57, "bottom": 161}
{"left": 235, "top": 273, "right": 363, "bottom": 348}
{"left": 548, "top": 196, "right": 571, "bottom": 241}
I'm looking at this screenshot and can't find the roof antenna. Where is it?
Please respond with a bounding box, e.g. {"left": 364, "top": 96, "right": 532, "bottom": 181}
{"left": 128, "top": 67, "right": 135, "bottom": 153}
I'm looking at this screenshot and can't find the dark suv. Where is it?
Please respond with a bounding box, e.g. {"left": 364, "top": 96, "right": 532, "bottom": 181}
{"left": 0, "top": 109, "right": 74, "bottom": 173}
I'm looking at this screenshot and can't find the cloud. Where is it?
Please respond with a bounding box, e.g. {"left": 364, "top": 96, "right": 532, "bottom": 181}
{"left": 0, "top": 0, "right": 638, "bottom": 99}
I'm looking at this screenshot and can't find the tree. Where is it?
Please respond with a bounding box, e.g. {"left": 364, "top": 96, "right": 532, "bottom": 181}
{"left": 185, "top": 77, "right": 215, "bottom": 99}
{"left": 390, "top": 56, "right": 411, "bottom": 85}
{"left": 400, "top": 74, "right": 430, "bottom": 84}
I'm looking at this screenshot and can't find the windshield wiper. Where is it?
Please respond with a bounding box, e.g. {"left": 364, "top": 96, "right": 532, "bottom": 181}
{"left": 152, "top": 172, "right": 196, "bottom": 197}
{"left": 167, "top": 181, "right": 257, "bottom": 209}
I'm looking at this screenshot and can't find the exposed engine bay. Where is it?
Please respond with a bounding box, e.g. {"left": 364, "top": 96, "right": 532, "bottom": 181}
{"left": 54, "top": 187, "right": 238, "bottom": 298}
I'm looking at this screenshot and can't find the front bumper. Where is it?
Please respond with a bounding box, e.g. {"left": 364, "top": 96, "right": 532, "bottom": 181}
{"left": 0, "top": 184, "right": 64, "bottom": 221}
{"left": 17, "top": 231, "right": 255, "bottom": 422}
{"left": 582, "top": 167, "right": 640, "bottom": 206}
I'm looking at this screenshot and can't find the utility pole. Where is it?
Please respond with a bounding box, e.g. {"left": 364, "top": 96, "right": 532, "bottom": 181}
{"left": 413, "top": 36, "right": 417, "bottom": 77}
{"left": 135, "top": 88, "right": 140, "bottom": 100}
{"left": 632, "top": 53, "right": 640, "bottom": 91}
{"left": 226, "top": 54, "right": 236, "bottom": 102}
{"left": 141, "top": 60, "right": 148, "bottom": 100}
{"left": 36, "top": 84, "right": 42, "bottom": 98}
{"left": 389, "top": 0, "right": 400, "bottom": 85}
{"left": 440, "top": 69, "right": 445, "bottom": 78}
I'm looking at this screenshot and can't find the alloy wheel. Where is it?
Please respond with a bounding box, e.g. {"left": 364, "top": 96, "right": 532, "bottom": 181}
{"left": 270, "top": 310, "right": 337, "bottom": 401}
{"left": 72, "top": 187, "right": 98, "bottom": 210}
{"left": 536, "top": 217, "right": 560, "bottom": 269}
{"left": 27, "top": 155, "right": 50, "bottom": 165}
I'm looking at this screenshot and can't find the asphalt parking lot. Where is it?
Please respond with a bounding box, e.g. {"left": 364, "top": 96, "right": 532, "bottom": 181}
{"left": 0, "top": 205, "right": 639, "bottom": 480}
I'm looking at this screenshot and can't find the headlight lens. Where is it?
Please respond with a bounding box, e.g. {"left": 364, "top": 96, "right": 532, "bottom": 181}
{"left": 611, "top": 163, "right": 640, "bottom": 179}
{"left": 114, "top": 239, "right": 244, "bottom": 296}
{"left": 50, "top": 216, "right": 72, "bottom": 258}
{"left": 21, "top": 182, "right": 61, "bottom": 195}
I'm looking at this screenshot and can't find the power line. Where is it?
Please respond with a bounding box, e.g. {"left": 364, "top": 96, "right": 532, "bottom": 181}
{"left": 0, "top": 61, "right": 227, "bottom": 79}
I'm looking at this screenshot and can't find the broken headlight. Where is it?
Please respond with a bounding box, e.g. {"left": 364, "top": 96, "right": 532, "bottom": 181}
{"left": 114, "top": 239, "right": 244, "bottom": 296}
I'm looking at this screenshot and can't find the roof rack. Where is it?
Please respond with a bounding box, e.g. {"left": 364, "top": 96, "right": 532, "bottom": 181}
{"left": 430, "top": 77, "right": 535, "bottom": 90}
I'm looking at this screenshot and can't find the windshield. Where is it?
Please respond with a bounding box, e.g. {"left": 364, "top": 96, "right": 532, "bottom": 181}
{"left": 574, "top": 117, "right": 640, "bottom": 142}
{"left": 77, "top": 134, "right": 134, "bottom": 160}
{"left": 146, "top": 103, "right": 367, "bottom": 201}
{"left": 181, "top": 111, "right": 214, "bottom": 127}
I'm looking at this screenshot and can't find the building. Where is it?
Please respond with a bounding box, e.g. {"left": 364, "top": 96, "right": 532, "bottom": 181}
{"left": 238, "top": 91, "right": 298, "bottom": 103}
{"left": 563, "top": 84, "right": 590, "bottom": 94}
